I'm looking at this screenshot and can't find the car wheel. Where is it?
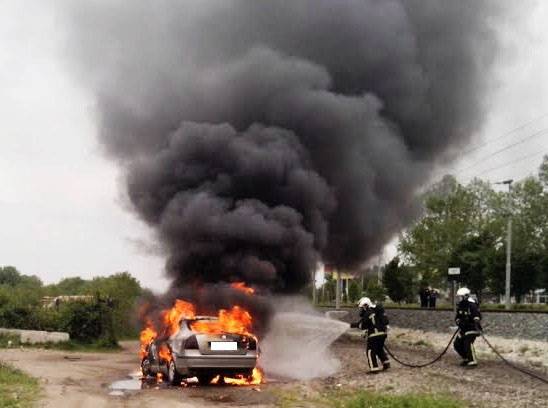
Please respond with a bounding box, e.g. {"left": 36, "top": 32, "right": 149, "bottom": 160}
{"left": 167, "top": 359, "right": 183, "bottom": 386}
{"left": 197, "top": 374, "right": 214, "bottom": 386}
{"left": 141, "top": 358, "right": 152, "bottom": 377}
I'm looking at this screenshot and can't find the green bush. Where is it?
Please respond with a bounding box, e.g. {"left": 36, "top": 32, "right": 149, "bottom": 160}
{"left": 348, "top": 280, "right": 361, "bottom": 303}
{"left": 0, "top": 306, "right": 42, "bottom": 330}
{"left": 383, "top": 257, "right": 416, "bottom": 303}
{"left": 0, "top": 333, "right": 21, "bottom": 348}
{"left": 364, "top": 281, "right": 387, "bottom": 303}
{"left": 0, "top": 301, "right": 117, "bottom": 344}
{"left": 0, "top": 268, "right": 145, "bottom": 341}
{"left": 58, "top": 301, "right": 116, "bottom": 344}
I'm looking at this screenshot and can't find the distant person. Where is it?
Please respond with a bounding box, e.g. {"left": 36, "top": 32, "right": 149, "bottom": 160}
{"left": 351, "top": 297, "right": 390, "bottom": 373}
{"left": 429, "top": 288, "right": 438, "bottom": 308}
{"left": 454, "top": 287, "right": 482, "bottom": 368}
{"left": 419, "top": 287, "right": 430, "bottom": 308}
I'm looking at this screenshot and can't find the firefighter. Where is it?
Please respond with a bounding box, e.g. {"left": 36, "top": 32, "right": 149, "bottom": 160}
{"left": 351, "top": 297, "right": 390, "bottom": 373}
{"left": 454, "top": 287, "right": 482, "bottom": 367}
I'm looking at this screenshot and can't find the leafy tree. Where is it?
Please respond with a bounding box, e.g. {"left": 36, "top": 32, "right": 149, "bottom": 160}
{"left": 0, "top": 267, "right": 145, "bottom": 339}
{"left": 487, "top": 249, "right": 542, "bottom": 302}
{"left": 321, "top": 274, "right": 336, "bottom": 304}
{"left": 45, "top": 277, "right": 88, "bottom": 296}
{"left": 0, "top": 266, "right": 22, "bottom": 286}
{"left": 59, "top": 301, "right": 116, "bottom": 344}
{"left": 364, "top": 280, "right": 386, "bottom": 303}
{"left": 348, "top": 280, "right": 361, "bottom": 303}
{"left": 382, "top": 257, "right": 416, "bottom": 303}
{"left": 399, "top": 177, "right": 499, "bottom": 286}
{"left": 506, "top": 176, "right": 548, "bottom": 299}
{"left": 85, "top": 272, "right": 143, "bottom": 337}
{"left": 539, "top": 155, "right": 548, "bottom": 187}
{"left": 449, "top": 232, "right": 496, "bottom": 300}
{"left": 399, "top": 168, "right": 548, "bottom": 301}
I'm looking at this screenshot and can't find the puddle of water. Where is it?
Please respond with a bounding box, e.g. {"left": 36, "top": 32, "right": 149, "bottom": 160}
{"left": 110, "top": 379, "right": 143, "bottom": 391}
{"left": 109, "top": 390, "right": 125, "bottom": 397}
{"left": 109, "top": 370, "right": 149, "bottom": 395}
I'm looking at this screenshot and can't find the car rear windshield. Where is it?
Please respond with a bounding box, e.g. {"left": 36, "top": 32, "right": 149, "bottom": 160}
{"left": 185, "top": 317, "right": 218, "bottom": 330}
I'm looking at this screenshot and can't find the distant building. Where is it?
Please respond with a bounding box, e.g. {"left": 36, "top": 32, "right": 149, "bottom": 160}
{"left": 41, "top": 295, "right": 94, "bottom": 309}
{"left": 324, "top": 264, "right": 354, "bottom": 300}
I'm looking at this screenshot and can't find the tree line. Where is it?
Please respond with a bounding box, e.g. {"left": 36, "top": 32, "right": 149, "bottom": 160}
{"left": 385, "top": 156, "right": 548, "bottom": 303}
{"left": 0, "top": 266, "right": 150, "bottom": 344}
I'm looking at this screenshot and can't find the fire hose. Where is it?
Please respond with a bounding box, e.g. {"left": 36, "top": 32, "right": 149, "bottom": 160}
{"left": 479, "top": 332, "right": 548, "bottom": 385}
{"left": 382, "top": 329, "right": 548, "bottom": 384}
{"left": 382, "top": 328, "right": 459, "bottom": 368}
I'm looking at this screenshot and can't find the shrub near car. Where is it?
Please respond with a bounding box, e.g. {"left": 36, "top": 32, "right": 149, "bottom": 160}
{"left": 141, "top": 316, "right": 259, "bottom": 385}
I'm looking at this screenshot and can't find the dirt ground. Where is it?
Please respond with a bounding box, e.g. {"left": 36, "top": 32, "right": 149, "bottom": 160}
{"left": 1, "top": 329, "right": 547, "bottom": 407}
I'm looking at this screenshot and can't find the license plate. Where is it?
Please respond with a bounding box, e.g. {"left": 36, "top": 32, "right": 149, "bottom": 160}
{"left": 210, "top": 341, "right": 237, "bottom": 351}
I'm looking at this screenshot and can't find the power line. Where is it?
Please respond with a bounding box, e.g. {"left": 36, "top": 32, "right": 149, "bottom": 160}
{"left": 454, "top": 127, "right": 548, "bottom": 176}
{"left": 458, "top": 111, "right": 548, "bottom": 157}
{"left": 464, "top": 149, "right": 547, "bottom": 181}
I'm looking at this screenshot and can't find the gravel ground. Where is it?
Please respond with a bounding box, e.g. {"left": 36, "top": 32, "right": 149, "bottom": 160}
{"left": 1, "top": 329, "right": 547, "bottom": 407}
{"left": 386, "top": 327, "right": 548, "bottom": 369}
{"left": 311, "top": 327, "right": 548, "bottom": 408}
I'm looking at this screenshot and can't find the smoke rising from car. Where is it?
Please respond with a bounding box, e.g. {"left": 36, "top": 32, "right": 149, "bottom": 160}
{"left": 63, "top": 1, "right": 500, "bottom": 291}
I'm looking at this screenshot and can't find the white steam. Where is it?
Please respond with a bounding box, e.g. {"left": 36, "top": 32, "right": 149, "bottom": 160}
{"left": 260, "top": 297, "right": 349, "bottom": 380}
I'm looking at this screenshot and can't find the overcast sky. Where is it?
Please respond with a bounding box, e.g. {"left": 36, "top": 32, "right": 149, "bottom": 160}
{"left": 1, "top": 1, "right": 547, "bottom": 290}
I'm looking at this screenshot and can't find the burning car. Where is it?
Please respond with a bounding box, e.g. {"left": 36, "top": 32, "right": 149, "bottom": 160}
{"left": 140, "top": 295, "right": 262, "bottom": 386}
{"left": 141, "top": 315, "right": 259, "bottom": 385}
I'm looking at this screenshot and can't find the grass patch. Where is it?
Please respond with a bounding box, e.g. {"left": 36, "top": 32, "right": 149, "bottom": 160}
{"left": 0, "top": 333, "right": 120, "bottom": 352}
{"left": 0, "top": 334, "right": 20, "bottom": 349}
{"left": 0, "top": 362, "right": 39, "bottom": 408}
{"left": 274, "top": 388, "right": 462, "bottom": 408}
{"left": 317, "top": 390, "right": 461, "bottom": 408}
{"left": 275, "top": 388, "right": 305, "bottom": 408}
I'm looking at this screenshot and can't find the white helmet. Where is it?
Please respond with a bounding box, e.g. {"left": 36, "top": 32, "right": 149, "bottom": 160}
{"left": 456, "top": 287, "right": 471, "bottom": 297}
{"left": 357, "top": 297, "right": 374, "bottom": 308}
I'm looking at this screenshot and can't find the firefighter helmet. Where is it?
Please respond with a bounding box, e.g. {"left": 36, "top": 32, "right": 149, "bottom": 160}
{"left": 456, "top": 287, "right": 471, "bottom": 297}
{"left": 357, "top": 297, "right": 374, "bottom": 308}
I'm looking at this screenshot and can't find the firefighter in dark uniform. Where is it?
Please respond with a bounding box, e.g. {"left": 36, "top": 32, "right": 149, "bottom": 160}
{"left": 351, "top": 297, "right": 390, "bottom": 373}
{"left": 454, "top": 287, "right": 482, "bottom": 367}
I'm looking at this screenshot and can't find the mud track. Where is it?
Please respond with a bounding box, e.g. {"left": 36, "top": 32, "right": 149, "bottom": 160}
{"left": 1, "top": 333, "right": 547, "bottom": 407}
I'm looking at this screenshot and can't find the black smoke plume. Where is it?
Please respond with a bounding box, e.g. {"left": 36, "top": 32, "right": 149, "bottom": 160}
{"left": 64, "top": 1, "right": 500, "bottom": 292}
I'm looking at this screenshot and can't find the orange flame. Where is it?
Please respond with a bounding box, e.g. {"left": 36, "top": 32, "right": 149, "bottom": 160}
{"left": 231, "top": 282, "right": 255, "bottom": 295}
{"left": 211, "top": 367, "right": 264, "bottom": 385}
{"left": 139, "top": 284, "right": 265, "bottom": 386}
{"left": 161, "top": 299, "right": 196, "bottom": 337}
{"left": 139, "top": 302, "right": 254, "bottom": 357}
{"left": 139, "top": 324, "right": 157, "bottom": 359}
{"left": 190, "top": 306, "right": 252, "bottom": 335}
{"left": 158, "top": 343, "right": 172, "bottom": 362}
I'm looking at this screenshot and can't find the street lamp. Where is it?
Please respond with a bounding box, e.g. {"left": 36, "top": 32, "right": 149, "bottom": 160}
{"left": 495, "top": 179, "right": 513, "bottom": 310}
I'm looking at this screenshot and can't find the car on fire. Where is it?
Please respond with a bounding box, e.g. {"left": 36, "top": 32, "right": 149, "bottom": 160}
{"left": 141, "top": 316, "right": 259, "bottom": 385}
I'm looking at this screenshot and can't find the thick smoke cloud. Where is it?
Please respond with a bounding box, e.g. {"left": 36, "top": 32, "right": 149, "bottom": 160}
{"left": 64, "top": 1, "right": 499, "bottom": 291}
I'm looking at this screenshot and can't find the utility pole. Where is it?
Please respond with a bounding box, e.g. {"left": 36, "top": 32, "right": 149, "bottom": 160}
{"left": 377, "top": 250, "right": 384, "bottom": 285}
{"left": 496, "top": 179, "right": 513, "bottom": 310}
{"left": 311, "top": 267, "right": 317, "bottom": 305}
{"left": 335, "top": 269, "right": 341, "bottom": 310}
